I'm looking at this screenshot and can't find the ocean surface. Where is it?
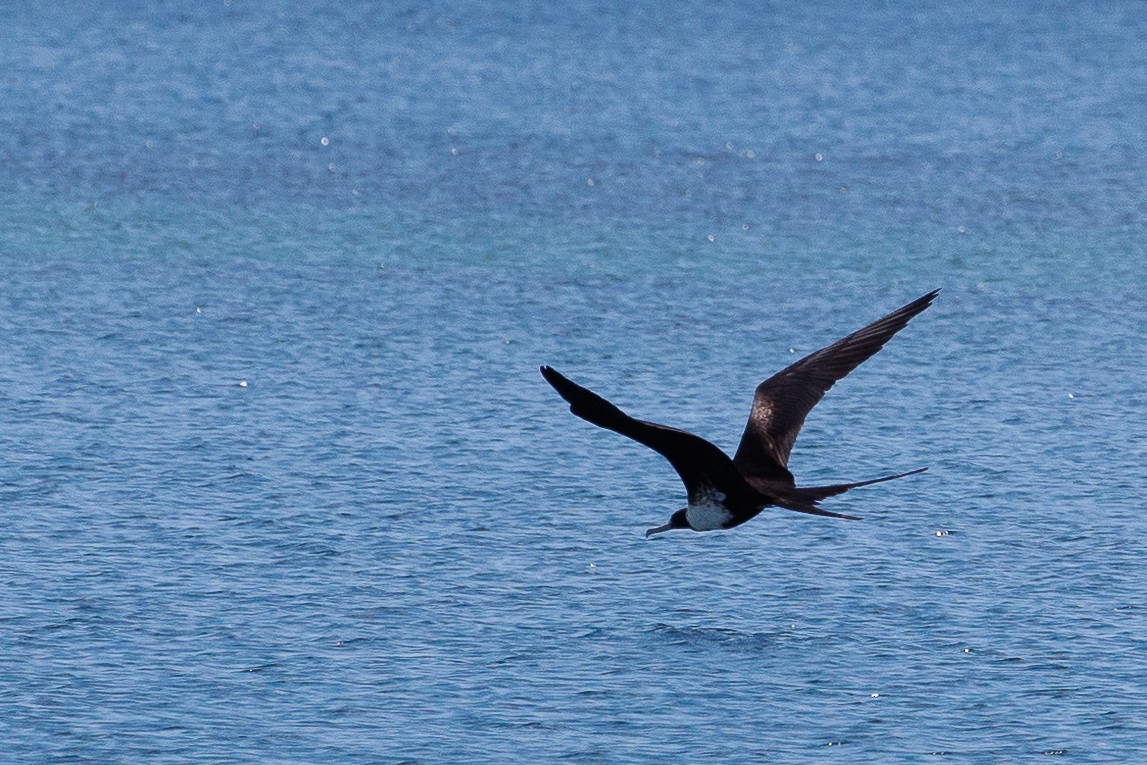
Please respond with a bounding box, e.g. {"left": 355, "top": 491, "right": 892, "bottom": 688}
{"left": 2, "top": 2, "right": 1145, "bottom": 762}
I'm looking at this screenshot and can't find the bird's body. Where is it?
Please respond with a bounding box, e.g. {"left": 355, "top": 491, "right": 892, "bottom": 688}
{"left": 540, "top": 289, "right": 938, "bottom": 536}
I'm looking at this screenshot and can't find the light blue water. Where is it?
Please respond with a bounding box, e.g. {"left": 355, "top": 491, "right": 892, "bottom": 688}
{"left": 1, "top": 2, "right": 1145, "bottom": 763}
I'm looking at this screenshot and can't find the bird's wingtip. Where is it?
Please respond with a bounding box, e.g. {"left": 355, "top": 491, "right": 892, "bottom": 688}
{"left": 915, "top": 288, "right": 941, "bottom": 305}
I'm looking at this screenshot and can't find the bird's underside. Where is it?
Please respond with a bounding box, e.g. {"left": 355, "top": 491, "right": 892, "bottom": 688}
{"left": 541, "top": 289, "right": 938, "bottom": 534}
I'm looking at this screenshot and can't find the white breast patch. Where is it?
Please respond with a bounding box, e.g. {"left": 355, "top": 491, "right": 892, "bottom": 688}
{"left": 685, "top": 490, "right": 732, "bottom": 531}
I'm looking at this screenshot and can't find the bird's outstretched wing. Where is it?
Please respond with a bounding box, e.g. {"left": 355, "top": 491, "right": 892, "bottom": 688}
{"left": 540, "top": 366, "right": 748, "bottom": 502}
{"left": 732, "top": 289, "right": 939, "bottom": 480}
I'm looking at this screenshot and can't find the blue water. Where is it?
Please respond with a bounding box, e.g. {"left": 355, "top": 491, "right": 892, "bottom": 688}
{"left": 2, "top": 2, "right": 1145, "bottom": 762}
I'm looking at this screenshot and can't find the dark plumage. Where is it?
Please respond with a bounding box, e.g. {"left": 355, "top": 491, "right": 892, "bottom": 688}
{"left": 541, "top": 289, "right": 938, "bottom": 536}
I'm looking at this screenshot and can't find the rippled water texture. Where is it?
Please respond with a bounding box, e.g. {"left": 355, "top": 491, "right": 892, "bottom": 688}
{"left": 1, "top": 2, "right": 1145, "bottom": 763}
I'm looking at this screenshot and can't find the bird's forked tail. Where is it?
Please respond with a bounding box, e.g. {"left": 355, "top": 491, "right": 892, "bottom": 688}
{"left": 772, "top": 467, "right": 928, "bottom": 520}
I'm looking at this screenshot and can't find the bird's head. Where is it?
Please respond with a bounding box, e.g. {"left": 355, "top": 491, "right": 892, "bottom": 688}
{"left": 645, "top": 508, "right": 690, "bottom": 538}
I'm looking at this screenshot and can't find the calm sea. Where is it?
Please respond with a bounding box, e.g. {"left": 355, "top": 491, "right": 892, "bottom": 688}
{"left": 1, "top": 2, "right": 1145, "bottom": 763}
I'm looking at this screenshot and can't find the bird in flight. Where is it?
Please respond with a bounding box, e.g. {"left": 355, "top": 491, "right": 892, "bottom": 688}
{"left": 540, "top": 289, "right": 938, "bottom": 536}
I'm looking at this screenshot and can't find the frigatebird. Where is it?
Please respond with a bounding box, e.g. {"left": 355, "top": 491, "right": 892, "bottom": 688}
{"left": 541, "top": 289, "right": 937, "bottom": 536}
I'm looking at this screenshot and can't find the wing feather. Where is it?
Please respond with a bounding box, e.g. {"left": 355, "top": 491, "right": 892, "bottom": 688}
{"left": 540, "top": 366, "right": 747, "bottom": 502}
{"left": 732, "top": 290, "right": 939, "bottom": 479}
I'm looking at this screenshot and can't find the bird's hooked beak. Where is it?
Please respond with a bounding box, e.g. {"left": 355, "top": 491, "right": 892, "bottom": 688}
{"left": 646, "top": 508, "right": 689, "bottom": 538}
